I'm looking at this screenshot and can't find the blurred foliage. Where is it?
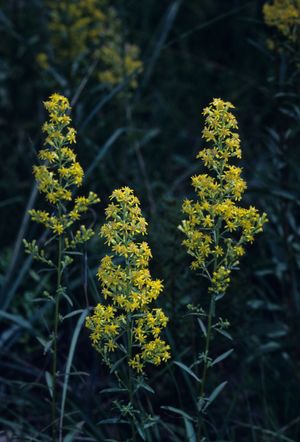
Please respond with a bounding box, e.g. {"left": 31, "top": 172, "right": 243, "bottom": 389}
{"left": 1, "top": 0, "right": 300, "bottom": 441}
{"left": 263, "top": 0, "right": 300, "bottom": 55}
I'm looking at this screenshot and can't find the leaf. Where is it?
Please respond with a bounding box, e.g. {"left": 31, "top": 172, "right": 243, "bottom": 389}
{"left": 100, "top": 387, "right": 127, "bottom": 395}
{"left": 0, "top": 311, "right": 32, "bottom": 330}
{"left": 36, "top": 336, "right": 53, "bottom": 354}
{"left": 97, "top": 418, "right": 128, "bottom": 425}
{"left": 45, "top": 371, "right": 53, "bottom": 399}
{"left": 67, "top": 371, "right": 89, "bottom": 377}
{"left": 31, "top": 297, "right": 51, "bottom": 304}
{"left": 161, "top": 406, "right": 194, "bottom": 421}
{"left": 174, "top": 361, "right": 201, "bottom": 383}
{"left": 137, "top": 381, "right": 155, "bottom": 394}
{"left": 258, "top": 341, "right": 281, "bottom": 353}
{"left": 267, "top": 325, "right": 289, "bottom": 338}
{"left": 62, "top": 291, "right": 73, "bottom": 307}
{"left": 63, "top": 432, "right": 76, "bottom": 442}
{"left": 215, "top": 328, "right": 233, "bottom": 341}
{"left": 203, "top": 381, "right": 228, "bottom": 411}
{"left": 247, "top": 299, "right": 281, "bottom": 312}
{"left": 144, "top": 416, "right": 160, "bottom": 429}
{"left": 0, "top": 324, "right": 19, "bottom": 349}
{"left": 140, "top": 0, "right": 181, "bottom": 88}
{"left": 271, "top": 189, "right": 296, "bottom": 201}
{"left": 62, "top": 309, "right": 85, "bottom": 321}
{"left": 136, "top": 422, "right": 146, "bottom": 441}
{"left": 110, "top": 355, "right": 127, "bottom": 373}
{"left": 59, "top": 309, "right": 88, "bottom": 439}
{"left": 184, "top": 417, "right": 197, "bottom": 442}
{"left": 197, "top": 318, "right": 207, "bottom": 337}
{"left": 211, "top": 349, "right": 234, "bottom": 367}
{"left": 85, "top": 128, "right": 126, "bottom": 180}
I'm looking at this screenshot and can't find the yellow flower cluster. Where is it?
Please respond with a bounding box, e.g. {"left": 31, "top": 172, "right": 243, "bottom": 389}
{"left": 86, "top": 187, "right": 170, "bottom": 373}
{"left": 179, "top": 98, "right": 267, "bottom": 295}
{"left": 29, "top": 93, "right": 100, "bottom": 241}
{"left": 263, "top": 0, "right": 300, "bottom": 42}
{"left": 38, "top": 1, "right": 143, "bottom": 89}
{"left": 96, "top": 7, "right": 143, "bottom": 90}
{"left": 46, "top": 0, "right": 106, "bottom": 62}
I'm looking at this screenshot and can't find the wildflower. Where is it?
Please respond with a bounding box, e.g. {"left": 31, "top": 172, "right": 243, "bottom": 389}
{"left": 27, "top": 93, "right": 100, "bottom": 243}
{"left": 263, "top": 0, "right": 300, "bottom": 42}
{"left": 40, "top": 1, "right": 143, "bottom": 90}
{"left": 263, "top": 0, "right": 300, "bottom": 57}
{"left": 179, "top": 99, "right": 267, "bottom": 438}
{"left": 179, "top": 98, "right": 268, "bottom": 295}
{"left": 24, "top": 93, "right": 100, "bottom": 440}
{"left": 86, "top": 187, "right": 170, "bottom": 373}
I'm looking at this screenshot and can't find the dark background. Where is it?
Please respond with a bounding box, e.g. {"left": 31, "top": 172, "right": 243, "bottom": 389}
{"left": 0, "top": 1, "right": 300, "bottom": 441}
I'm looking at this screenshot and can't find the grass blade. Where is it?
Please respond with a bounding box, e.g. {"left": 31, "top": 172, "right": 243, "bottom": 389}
{"left": 59, "top": 309, "right": 88, "bottom": 442}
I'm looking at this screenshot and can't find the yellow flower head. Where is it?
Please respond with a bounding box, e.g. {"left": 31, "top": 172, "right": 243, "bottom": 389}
{"left": 263, "top": 0, "right": 300, "bottom": 57}
{"left": 179, "top": 98, "right": 268, "bottom": 295}
{"left": 41, "top": 1, "right": 143, "bottom": 90}
{"left": 86, "top": 187, "right": 170, "bottom": 372}
{"left": 263, "top": 0, "right": 300, "bottom": 42}
{"left": 28, "top": 93, "right": 100, "bottom": 240}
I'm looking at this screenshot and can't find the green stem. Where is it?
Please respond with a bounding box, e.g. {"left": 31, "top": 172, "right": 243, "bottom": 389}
{"left": 197, "top": 218, "right": 221, "bottom": 441}
{"left": 197, "top": 295, "right": 215, "bottom": 441}
{"left": 122, "top": 209, "right": 137, "bottom": 442}
{"left": 127, "top": 320, "right": 137, "bottom": 442}
{"left": 52, "top": 231, "right": 63, "bottom": 442}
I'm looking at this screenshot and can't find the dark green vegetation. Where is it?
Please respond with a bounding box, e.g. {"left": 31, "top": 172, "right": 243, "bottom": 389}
{"left": 1, "top": 0, "right": 300, "bottom": 441}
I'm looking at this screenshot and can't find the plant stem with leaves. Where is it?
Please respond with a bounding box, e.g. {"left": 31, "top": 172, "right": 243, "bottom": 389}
{"left": 51, "top": 230, "right": 63, "bottom": 441}
{"left": 86, "top": 187, "right": 170, "bottom": 441}
{"left": 127, "top": 318, "right": 137, "bottom": 442}
{"left": 179, "top": 98, "right": 267, "bottom": 440}
{"left": 24, "top": 93, "right": 99, "bottom": 440}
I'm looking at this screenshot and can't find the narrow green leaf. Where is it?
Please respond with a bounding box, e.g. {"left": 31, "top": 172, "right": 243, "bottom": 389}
{"left": 36, "top": 336, "right": 53, "bottom": 354}
{"left": 63, "top": 431, "right": 76, "bottom": 442}
{"left": 161, "top": 406, "right": 194, "bottom": 421}
{"left": 197, "top": 318, "right": 207, "bottom": 337}
{"left": 110, "top": 355, "right": 127, "bottom": 373}
{"left": 137, "top": 381, "right": 155, "bottom": 394}
{"left": 59, "top": 309, "right": 88, "bottom": 441}
{"left": 215, "top": 328, "right": 233, "bottom": 341}
{"left": 62, "top": 309, "right": 84, "bottom": 321}
{"left": 85, "top": 128, "right": 126, "bottom": 179}
{"left": 100, "top": 387, "right": 127, "bottom": 395}
{"left": 136, "top": 422, "right": 146, "bottom": 440}
{"left": 184, "top": 417, "right": 197, "bottom": 442}
{"left": 174, "top": 361, "right": 201, "bottom": 383}
{"left": 45, "top": 371, "right": 53, "bottom": 399}
{"left": 271, "top": 189, "right": 296, "bottom": 201}
{"left": 203, "top": 381, "right": 228, "bottom": 411}
{"left": 211, "top": 349, "right": 234, "bottom": 367}
{"left": 62, "top": 291, "right": 73, "bottom": 307}
{"left": 0, "top": 311, "right": 31, "bottom": 330}
{"left": 97, "top": 418, "right": 128, "bottom": 425}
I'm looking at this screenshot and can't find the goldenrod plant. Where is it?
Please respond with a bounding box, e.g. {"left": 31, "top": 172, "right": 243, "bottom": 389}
{"left": 23, "top": 93, "right": 100, "bottom": 441}
{"left": 263, "top": 0, "right": 300, "bottom": 54}
{"left": 179, "top": 98, "right": 267, "bottom": 440}
{"left": 38, "top": 0, "right": 143, "bottom": 90}
{"left": 86, "top": 186, "right": 170, "bottom": 441}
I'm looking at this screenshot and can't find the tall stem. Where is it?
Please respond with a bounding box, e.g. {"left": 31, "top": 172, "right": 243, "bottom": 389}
{"left": 122, "top": 205, "right": 137, "bottom": 442}
{"left": 127, "top": 319, "right": 137, "bottom": 442}
{"left": 197, "top": 218, "right": 220, "bottom": 441}
{"left": 197, "top": 295, "right": 215, "bottom": 441}
{"left": 52, "top": 230, "right": 63, "bottom": 442}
